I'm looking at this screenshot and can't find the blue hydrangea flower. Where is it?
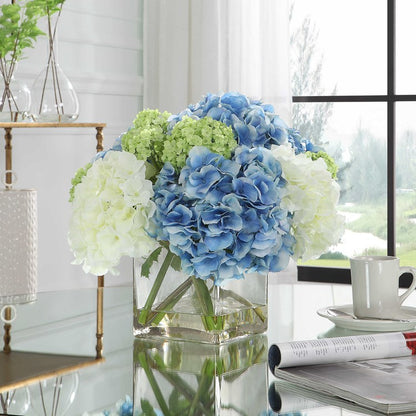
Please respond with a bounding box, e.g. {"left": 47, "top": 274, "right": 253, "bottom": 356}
{"left": 149, "top": 145, "right": 294, "bottom": 284}
{"left": 287, "top": 128, "right": 320, "bottom": 154}
{"left": 168, "top": 92, "right": 317, "bottom": 154}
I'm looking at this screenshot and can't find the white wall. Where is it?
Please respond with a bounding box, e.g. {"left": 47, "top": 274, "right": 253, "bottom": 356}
{"left": 0, "top": 0, "right": 143, "bottom": 291}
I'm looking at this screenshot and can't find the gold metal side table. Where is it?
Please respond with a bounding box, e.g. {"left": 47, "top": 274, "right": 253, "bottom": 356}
{"left": 0, "top": 122, "right": 107, "bottom": 395}
{"left": 1, "top": 122, "right": 105, "bottom": 186}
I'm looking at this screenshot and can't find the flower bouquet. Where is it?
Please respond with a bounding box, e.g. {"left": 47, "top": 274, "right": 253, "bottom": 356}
{"left": 133, "top": 335, "right": 268, "bottom": 416}
{"left": 68, "top": 92, "right": 344, "bottom": 343}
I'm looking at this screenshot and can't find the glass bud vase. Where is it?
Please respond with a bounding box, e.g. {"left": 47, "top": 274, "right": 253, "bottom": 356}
{"left": 133, "top": 249, "right": 268, "bottom": 343}
{"left": 31, "top": 61, "right": 79, "bottom": 122}
{"left": 30, "top": 10, "right": 79, "bottom": 123}
{"left": 0, "top": 74, "right": 31, "bottom": 122}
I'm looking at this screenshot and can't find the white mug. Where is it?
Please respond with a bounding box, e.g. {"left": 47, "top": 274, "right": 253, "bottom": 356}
{"left": 350, "top": 256, "right": 416, "bottom": 319}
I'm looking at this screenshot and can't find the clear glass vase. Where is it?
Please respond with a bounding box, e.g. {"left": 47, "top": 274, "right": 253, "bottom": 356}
{"left": 0, "top": 74, "right": 31, "bottom": 122}
{"left": 133, "top": 335, "right": 269, "bottom": 415}
{"left": 133, "top": 249, "right": 268, "bottom": 343}
{"left": 30, "top": 12, "right": 79, "bottom": 123}
{"left": 31, "top": 61, "right": 79, "bottom": 123}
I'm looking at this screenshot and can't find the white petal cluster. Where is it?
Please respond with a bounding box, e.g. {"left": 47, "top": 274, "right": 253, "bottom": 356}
{"left": 271, "top": 144, "right": 345, "bottom": 260}
{"left": 68, "top": 151, "right": 157, "bottom": 275}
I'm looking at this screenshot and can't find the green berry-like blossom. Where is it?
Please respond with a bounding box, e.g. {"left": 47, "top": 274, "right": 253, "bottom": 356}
{"left": 121, "top": 109, "right": 171, "bottom": 170}
{"left": 69, "top": 162, "right": 92, "bottom": 202}
{"left": 162, "top": 117, "right": 236, "bottom": 170}
{"left": 306, "top": 150, "right": 338, "bottom": 179}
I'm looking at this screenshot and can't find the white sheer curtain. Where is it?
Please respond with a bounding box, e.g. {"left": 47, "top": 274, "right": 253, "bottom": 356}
{"left": 143, "top": 0, "right": 292, "bottom": 122}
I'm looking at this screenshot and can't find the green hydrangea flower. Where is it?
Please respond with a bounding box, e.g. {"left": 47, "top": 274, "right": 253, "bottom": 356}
{"left": 121, "top": 109, "right": 171, "bottom": 170}
{"left": 69, "top": 162, "right": 92, "bottom": 202}
{"left": 306, "top": 150, "right": 338, "bottom": 179}
{"left": 162, "top": 117, "right": 236, "bottom": 170}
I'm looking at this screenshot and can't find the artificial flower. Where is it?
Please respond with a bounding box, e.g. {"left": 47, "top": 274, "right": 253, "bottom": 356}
{"left": 150, "top": 145, "right": 293, "bottom": 284}
{"left": 162, "top": 116, "right": 236, "bottom": 170}
{"left": 68, "top": 151, "right": 157, "bottom": 275}
{"left": 271, "top": 144, "right": 345, "bottom": 260}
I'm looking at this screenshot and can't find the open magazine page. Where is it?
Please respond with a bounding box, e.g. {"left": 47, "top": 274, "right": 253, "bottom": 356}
{"left": 268, "top": 332, "right": 416, "bottom": 369}
{"left": 272, "top": 355, "right": 416, "bottom": 414}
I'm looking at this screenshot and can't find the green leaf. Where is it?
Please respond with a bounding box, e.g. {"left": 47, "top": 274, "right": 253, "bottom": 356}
{"left": 170, "top": 253, "right": 182, "bottom": 272}
{"left": 141, "top": 246, "right": 163, "bottom": 278}
{"left": 140, "top": 399, "right": 157, "bottom": 416}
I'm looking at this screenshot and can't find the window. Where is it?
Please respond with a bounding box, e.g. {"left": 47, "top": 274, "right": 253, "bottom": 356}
{"left": 290, "top": 0, "right": 416, "bottom": 287}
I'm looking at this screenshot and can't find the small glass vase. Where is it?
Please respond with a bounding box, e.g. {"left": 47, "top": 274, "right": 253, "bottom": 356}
{"left": 30, "top": 12, "right": 79, "bottom": 123}
{"left": 31, "top": 61, "right": 79, "bottom": 123}
{"left": 0, "top": 74, "right": 31, "bottom": 122}
{"left": 133, "top": 249, "right": 268, "bottom": 343}
{"left": 133, "top": 335, "right": 269, "bottom": 415}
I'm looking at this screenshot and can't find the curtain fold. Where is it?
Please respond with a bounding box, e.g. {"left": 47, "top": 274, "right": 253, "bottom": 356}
{"left": 143, "top": 0, "right": 291, "bottom": 122}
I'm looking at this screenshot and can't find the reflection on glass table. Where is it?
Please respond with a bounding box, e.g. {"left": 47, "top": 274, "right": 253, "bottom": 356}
{"left": 0, "top": 283, "right": 415, "bottom": 415}
{"left": 133, "top": 335, "right": 268, "bottom": 415}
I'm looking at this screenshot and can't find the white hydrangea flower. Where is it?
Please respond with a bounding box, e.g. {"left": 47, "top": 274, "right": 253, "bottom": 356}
{"left": 271, "top": 144, "right": 345, "bottom": 260}
{"left": 68, "top": 151, "right": 157, "bottom": 276}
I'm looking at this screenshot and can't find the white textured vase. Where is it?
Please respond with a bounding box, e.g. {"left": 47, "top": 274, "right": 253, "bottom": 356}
{"left": 0, "top": 189, "right": 38, "bottom": 304}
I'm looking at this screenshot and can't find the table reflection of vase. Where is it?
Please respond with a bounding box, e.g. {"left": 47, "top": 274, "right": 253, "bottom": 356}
{"left": 0, "top": 388, "right": 30, "bottom": 415}
{"left": 133, "top": 335, "right": 269, "bottom": 415}
{"left": 29, "top": 372, "right": 79, "bottom": 416}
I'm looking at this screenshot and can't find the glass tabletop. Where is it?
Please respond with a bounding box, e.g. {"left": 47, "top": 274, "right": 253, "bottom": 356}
{"left": 1, "top": 281, "right": 416, "bottom": 415}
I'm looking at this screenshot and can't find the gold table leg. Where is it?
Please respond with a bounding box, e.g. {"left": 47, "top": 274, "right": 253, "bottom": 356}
{"left": 95, "top": 127, "right": 104, "bottom": 153}
{"left": 3, "top": 307, "right": 12, "bottom": 353}
{"left": 96, "top": 275, "right": 104, "bottom": 359}
{"left": 4, "top": 127, "right": 12, "bottom": 188}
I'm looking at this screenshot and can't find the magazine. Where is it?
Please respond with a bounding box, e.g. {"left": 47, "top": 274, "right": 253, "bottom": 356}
{"left": 269, "top": 380, "right": 416, "bottom": 416}
{"left": 268, "top": 332, "right": 416, "bottom": 414}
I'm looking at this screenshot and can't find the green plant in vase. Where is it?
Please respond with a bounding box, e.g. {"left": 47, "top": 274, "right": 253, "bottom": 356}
{"left": 0, "top": 0, "right": 45, "bottom": 121}
{"left": 68, "top": 93, "right": 345, "bottom": 343}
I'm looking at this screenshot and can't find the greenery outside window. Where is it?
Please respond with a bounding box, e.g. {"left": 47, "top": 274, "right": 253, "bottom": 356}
{"left": 290, "top": 0, "right": 416, "bottom": 287}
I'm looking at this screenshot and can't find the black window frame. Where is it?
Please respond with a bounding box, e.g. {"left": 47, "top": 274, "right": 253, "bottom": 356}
{"left": 293, "top": 0, "right": 416, "bottom": 287}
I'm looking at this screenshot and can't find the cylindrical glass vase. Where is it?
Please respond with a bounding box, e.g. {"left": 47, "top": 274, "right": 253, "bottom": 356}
{"left": 133, "top": 249, "right": 268, "bottom": 343}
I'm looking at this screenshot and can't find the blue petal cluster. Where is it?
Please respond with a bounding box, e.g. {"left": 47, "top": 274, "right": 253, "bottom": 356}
{"left": 168, "top": 92, "right": 316, "bottom": 154}
{"left": 168, "top": 92, "right": 288, "bottom": 150}
{"left": 149, "top": 146, "right": 294, "bottom": 284}
{"left": 287, "top": 128, "right": 320, "bottom": 154}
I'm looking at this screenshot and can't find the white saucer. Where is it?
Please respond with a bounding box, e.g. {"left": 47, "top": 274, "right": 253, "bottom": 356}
{"left": 317, "top": 304, "right": 416, "bottom": 332}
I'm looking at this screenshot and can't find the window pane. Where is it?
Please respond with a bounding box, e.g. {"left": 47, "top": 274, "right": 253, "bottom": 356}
{"left": 290, "top": 0, "right": 387, "bottom": 96}
{"left": 294, "top": 102, "right": 388, "bottom": 268}
{"left": 396, "top": 0, "right": 416, "bottom": 94}
{"left": 396, "top": 102, "right": 416, "bottom": 266}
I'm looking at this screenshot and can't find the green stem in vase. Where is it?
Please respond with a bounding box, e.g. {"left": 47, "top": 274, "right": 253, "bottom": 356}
{"left": 138, "top": 250, "right": 175, "bottom": 325}
{"left": 221, "top": 288, "right": 266, "bottom": 322}
{"left": 137, "top": 352, "right": 172, "bottom": 416}
{"left": 191, "top": 276, "right": 223, "bottom": 331}
{"left": 188, "top": 359, "right": 214, "bottom": 416}
{"left": 146, "top": 276, "right": 193, "bottom": 326}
